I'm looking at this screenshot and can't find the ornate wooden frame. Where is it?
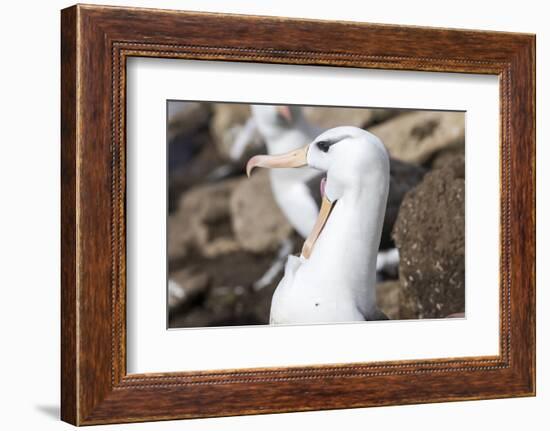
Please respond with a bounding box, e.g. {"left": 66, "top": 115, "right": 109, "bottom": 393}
{"left": 61, "top": 4, "right": 536, "bottom": 425}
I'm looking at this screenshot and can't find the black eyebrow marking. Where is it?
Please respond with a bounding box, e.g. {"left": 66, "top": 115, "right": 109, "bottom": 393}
{"left": 316, "top": 140, "right": 333, "bottom": 153}
{"left": 316, "top": 135, "right": 351, "bottom": 153}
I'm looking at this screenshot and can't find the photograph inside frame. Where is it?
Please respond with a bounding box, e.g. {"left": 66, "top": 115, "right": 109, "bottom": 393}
{"left": 167, "top": 101, "right": 465, "bottom": 328}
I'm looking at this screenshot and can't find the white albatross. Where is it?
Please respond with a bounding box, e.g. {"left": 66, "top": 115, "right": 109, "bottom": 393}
{"left": 251, "top": 105, "right": 321, "bottom": 238}
{"left": 249, "top": 105, "right": 399, "bottom": 285}
{"left": 247, "top": 126, "right": 390, "bottom": 324}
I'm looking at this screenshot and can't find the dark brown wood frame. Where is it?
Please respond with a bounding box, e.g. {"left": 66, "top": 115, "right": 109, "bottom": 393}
{"left": 61, "top": 4, "right": 536, "bottom": 426}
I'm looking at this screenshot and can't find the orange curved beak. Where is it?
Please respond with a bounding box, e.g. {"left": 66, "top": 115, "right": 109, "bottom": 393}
{"left": 301, "top": 195, "right": 334, "bottom": 259}
{"left": 246, "top": 145, "right": 309, "bottom": 177}
{"left": 246, "top": 144, "right": 335, "bottom": 260}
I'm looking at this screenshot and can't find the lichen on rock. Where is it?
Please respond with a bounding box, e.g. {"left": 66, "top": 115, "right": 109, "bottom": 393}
{"left": 392, "top": 158, "right": 465, "bottom": 318}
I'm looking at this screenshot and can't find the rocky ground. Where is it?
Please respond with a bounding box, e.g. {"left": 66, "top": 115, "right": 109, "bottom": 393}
{"left": 167, "top": 102, "right": 465, "bottom": 327}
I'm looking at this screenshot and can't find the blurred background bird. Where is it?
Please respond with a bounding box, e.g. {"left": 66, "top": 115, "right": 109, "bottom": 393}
{"left": 251, "top": 105, "right": 321, "bottom": 238}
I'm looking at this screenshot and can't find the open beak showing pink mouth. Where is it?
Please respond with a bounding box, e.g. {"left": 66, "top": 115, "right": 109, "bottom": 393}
{"left": 246, "top": 144, "right": 335, "bottom": 259}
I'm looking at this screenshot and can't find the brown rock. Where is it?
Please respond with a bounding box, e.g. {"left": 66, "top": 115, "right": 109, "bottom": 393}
{"left": 303, "top": 107, "right": 399, "bottom": 129}
{"left": 376, "top": 280, "right": 420, "bottom": 320}
{"left": 167, "top": 102, "right": 211, "bottom": 142}
{"left": 167, "top": 173, "right": 297, "bottom": 327}
{"left": 398, "top": 284, "right": 422, "bottom": 320}
{"left": 392, "top": 165, "right": 465, "bottom": 318}
{"left": 376, "top": 280, "right": 400, "bottom": 320}
{"left": 168, "top": 269, "right": 210, "bottom": 309}
{"left": 230, "top": 170, "right": 293, "bottom": 253}
{"left": 169, "top": 307, "right": 218, "bottom": 328}
{"left": 371, "top": 111, "right": 465, "bottom": 164}
{"left": 211, "top": 104, "right": 250, "bottom": 137}
{"left": 170, "top": 280, "right": 277, "bottom": 328}
{"left": 382, "top": 159, "right": 426, "bottom": 249}
{"left": 168, "top": 178, "right": 242, "bottom": 263}
{"left": 430, "top": 148, "right": 465, "bottom": 177}
{"left": 210, "top": 103, "right": 263, "bottom": 160}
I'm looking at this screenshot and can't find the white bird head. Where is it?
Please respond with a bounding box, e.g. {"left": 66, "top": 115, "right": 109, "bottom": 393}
{"left": 304, "top": 126, "right": 389, "bottom": 201}
{"left": 251, "top": 104, "right": 304, "bottom": 140}
{"left": 247, "top": 126, "right": 389, "bottom": 258}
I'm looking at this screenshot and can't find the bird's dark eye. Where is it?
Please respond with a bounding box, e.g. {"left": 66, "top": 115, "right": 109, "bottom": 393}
{"left": 316, "top": 140, "right": 332, "bottom": 153}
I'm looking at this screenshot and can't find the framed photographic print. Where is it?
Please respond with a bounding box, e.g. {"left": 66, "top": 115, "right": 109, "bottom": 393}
{"left": 61, "top": 4, "right": 535, "bottom": 425}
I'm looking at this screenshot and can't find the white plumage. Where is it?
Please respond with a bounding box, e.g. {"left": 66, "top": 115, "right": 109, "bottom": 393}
{"left": 251, "top": 105, "right": 321, "bottom": 238}
{"left": 250, "top": 105, "right": 399, "bottom": 276}
{"left": 247, "top": 126, "right": 390, "bottom": 324}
